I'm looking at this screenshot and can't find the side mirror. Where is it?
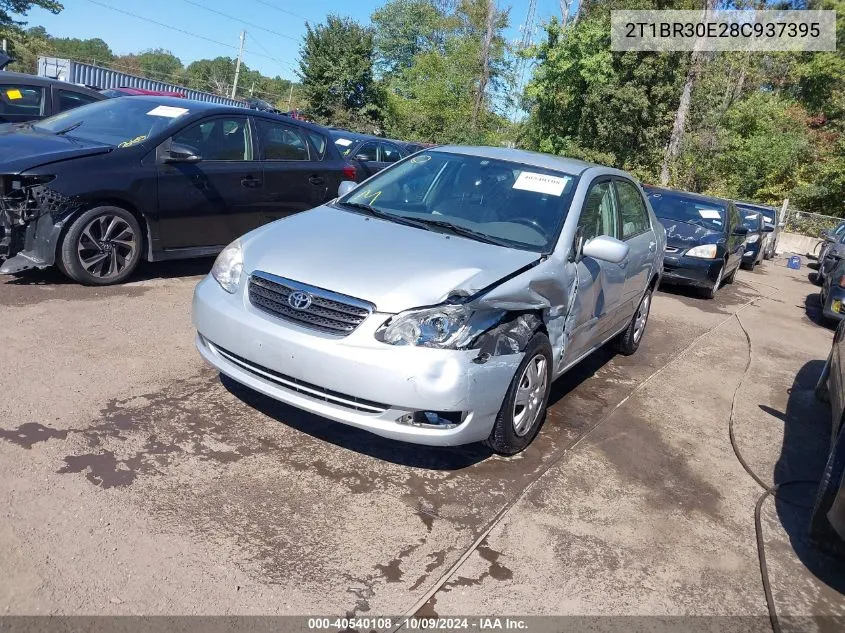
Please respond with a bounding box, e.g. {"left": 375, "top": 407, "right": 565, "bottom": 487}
{"left": 821, "top": 230, "right": 829, "bottom": 239}
{"left": 733, "top": 226, "right": 749, "bottom": 236}
{"left": 338, "top": 180, "right": 358, "bottom": 197}
{"left": 355, "top": 153, "right": 375, "bottom": 162}
{"left": 164, "top": 142, "right": 201, "bottom": 163}
{"left": 763, "top": 223, "right": 775, "bottom": 233}
{"left": 581, "top": 235, "right": 630, "bottom": 264}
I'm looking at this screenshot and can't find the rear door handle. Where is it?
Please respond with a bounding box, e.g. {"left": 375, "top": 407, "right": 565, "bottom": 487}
{"left": 309, "top": 175, "right": 325, "bottom": 186}
{"left": 241, "top": 175, "right": 262, "bottom": 188}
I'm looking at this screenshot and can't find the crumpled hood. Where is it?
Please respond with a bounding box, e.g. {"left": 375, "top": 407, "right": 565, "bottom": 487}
{"left": 0, "top": 124, "right": 112, "bottom": 173}
{"left": 656, "top": 217, "right": 723, "bottom": 250}
{"left": 241, "top": 205, "right": 540, "bottom": 313}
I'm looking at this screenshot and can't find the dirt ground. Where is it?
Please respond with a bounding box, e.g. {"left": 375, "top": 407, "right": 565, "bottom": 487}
{"left": 1, "top": 256, "right": 844, "bottom": 627}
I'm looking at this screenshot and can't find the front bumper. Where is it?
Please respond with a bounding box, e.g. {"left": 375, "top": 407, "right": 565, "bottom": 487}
{"left": 661, "top": 253, "right": 722, "bottom": 288}
{"left": 192, "top": 275, "right": 522, "bottom": 446}
{"left": 742, "top": 241, "right": 762, "bottom": 264}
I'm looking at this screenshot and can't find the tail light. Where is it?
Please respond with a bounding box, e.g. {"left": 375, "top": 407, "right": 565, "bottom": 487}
{"left": 838, "top": 276, "right": 845, "bottom": 289}
{"left": 342, "top": 164, "right": 357, "bottom": 181}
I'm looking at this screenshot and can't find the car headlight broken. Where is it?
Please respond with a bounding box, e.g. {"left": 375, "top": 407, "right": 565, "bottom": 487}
{"left": 378, "top": 305, "right": 505, "bottom": 349}
{"left": 211, "top": 239, "right": 244, "bottom": 294}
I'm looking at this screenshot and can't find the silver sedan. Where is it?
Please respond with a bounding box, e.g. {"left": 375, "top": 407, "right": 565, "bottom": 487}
{"left": 192, "top": 146, "right": 665, "bottom": 454}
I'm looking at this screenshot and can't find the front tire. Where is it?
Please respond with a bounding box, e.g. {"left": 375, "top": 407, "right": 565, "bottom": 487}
{"left": 700, "top": 263, "right": 724, "bottom": 299}
{"left": 59, "top": 206, "right": 142, "bottom": 285}
{"left": 614, "top": 288, "right": 652, "bottom": 356}
{"left": 485, "top": 333, "right": 553, "bottom": 456}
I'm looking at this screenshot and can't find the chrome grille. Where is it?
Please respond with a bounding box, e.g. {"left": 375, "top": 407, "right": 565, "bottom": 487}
{"left": 248, "top": 272, "right": 374, "bottom": 336}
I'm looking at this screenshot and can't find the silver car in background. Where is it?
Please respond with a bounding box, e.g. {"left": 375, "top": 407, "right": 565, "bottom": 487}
{"left": 192, "top": 147, "right": 665, "bottom": 454}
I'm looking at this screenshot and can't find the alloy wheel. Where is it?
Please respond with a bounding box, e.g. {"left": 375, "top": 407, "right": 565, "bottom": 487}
{"left": 633, "top": 292, "right": 651, "bottom": 343}
{"left": 76, "top": 214, "right": 137, "bottom": 279}
{"left": 512, "top": 354, "right": 548, "bottom": 437}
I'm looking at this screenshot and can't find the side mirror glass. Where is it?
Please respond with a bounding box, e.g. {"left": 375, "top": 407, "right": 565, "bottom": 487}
{"left": 338, "top": 180, "right": 358, "bottom": 197}
{"left": 581, "top": 235, "right": 630, "bottom": 264}
{"left": 165, "top": 142, "right": 201, "bottom": 163}
{"left": 763, "top": 223, "right": 775, "bottom": 233}
{"left": 733, "top": 226, "right": 749, "bottom": 236}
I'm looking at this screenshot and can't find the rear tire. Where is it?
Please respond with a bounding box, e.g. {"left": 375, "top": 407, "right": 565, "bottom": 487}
{"left": 614, "top": 288, "right": 652, "bottom": 356}
{"left": 484, "top": 333, "right": 553, "bottom": 456}
{"left": 59, "top": 206, "right": 142, "bottom": 285}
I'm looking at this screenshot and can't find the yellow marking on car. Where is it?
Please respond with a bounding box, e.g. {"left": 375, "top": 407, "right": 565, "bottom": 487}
{"left": 6, "top": 89, "right": 23, "bottom": 100}
{"left": 834, "top": 299, "right": 842, "bottom": 314}
{"left": 118, "top": 135, "right": 148, "bottom": 148}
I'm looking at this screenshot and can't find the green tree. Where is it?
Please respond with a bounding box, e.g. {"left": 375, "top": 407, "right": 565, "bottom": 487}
{"left": 1, "top": 0, "right": 61, "bottom": 27}
{"left": 136, "top": 48, "right": 183, "bottom": 83}
{"left": 48, "top": 36, "right": 114, "bottom": 63}
{"left": 371, "top": 0, "right": 445, "bottom": 76}
{"left": 297, "top": 15, "right": 384, "bottom": 130}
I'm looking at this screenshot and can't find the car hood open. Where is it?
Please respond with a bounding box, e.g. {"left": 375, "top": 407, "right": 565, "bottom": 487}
{"left": 0, "top": 124, "right": 112, "bottom": 173}
{"left": 657, "top": 218, "right": 723, "bottom": 250}
{"left": 242, "top": 205, "right": 541, "bottom": 314}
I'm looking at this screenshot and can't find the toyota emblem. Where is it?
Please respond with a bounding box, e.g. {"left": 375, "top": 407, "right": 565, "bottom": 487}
{"left": 288, "top": 291, "right": 312, "bottom": 311}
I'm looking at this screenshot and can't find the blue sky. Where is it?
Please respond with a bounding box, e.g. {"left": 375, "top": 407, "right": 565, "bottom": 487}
{"left": 18, "top": 0, "right": 564, "bottom": 81}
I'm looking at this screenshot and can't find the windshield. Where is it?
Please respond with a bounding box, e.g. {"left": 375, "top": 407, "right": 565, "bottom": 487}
{"left": 330, "top": 132, "right": 359, "bottom": 156}
{"left": 646, "top": 190, "right": 726, "bottom": 232}
{"left": 741, "top": 212, "right": 762, "bottom": 230}
{"left": 34, "top": 98, "right": 191, "bottom": 147}
{"left": 338, "top": 150, "right": 579, "bottom": 252}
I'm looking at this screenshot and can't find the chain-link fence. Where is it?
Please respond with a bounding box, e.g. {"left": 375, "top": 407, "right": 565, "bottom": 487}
{"left": 784, "top": 209, "right": 843, "bottom": 237}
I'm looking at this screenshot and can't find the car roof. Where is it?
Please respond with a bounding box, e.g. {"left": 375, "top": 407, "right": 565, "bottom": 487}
{"left": 104, "top": 95, "right": 335, "bottom": 134}
{"left": 432, "top": 146, "right": 601, "bottom": 176}
{"left": 642, "top": 184, "right": 730, "bottom": 207}
{"left": 735, "top": 201, "right": 777, "bottom": 212}
{"left": 0, "top": 71, "right": 104, "bottom": 98}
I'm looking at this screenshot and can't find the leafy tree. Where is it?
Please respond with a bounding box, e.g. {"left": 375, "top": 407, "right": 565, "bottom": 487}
{"left": 137, "top": 48, "right": 183, "bottom": 83}
{"left": 297, "top": 15, "right": 384, "bottom": 130}
{"left": 48, "top": 36, "right": 113, "bottom": 63}
{"left": 1, "top": 0, "right": 61, "bottom": 27}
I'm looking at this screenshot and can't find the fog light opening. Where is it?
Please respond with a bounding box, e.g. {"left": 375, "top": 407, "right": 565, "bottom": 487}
{"left": 396, "top": 411, "right": 464, "bottom": 429}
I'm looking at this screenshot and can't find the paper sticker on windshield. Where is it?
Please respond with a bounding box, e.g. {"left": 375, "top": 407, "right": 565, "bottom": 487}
{"left": 6, "top": 89, "right": 23, "bottom": 100}
{"left": 698, "top": 209, "right": 722, "bottom": 219}
{"left": 513, "top": 172, "right": 569, "bottom": 196}
{"left": 745, "top": 214, "right": 759, "bottom": 220}
{"left": 335, "top": 138, "right": 353, "bottom": 147}
{"left": 147, "top": 105, "right": 189, "bottom": 118}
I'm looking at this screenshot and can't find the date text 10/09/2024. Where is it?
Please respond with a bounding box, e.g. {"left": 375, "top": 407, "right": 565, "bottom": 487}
{"left": 307, "top": 617, "right": 529, "bottom": 631}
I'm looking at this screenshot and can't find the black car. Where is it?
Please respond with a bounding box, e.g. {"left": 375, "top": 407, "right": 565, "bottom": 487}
{"left": 643, "top": 185, "right": 748, "bottom": 299}
{"left": 0, "top": 70, "right": 104, "bottom": 123}
{"left": 328, "top": 130, "right": 422, "bottom": 179}
{"left": 0, "top": 96, "right": 356, "bottom": 285}
{"left": 738, "top": 209, "right": 770, "bottom": 269}
{"left": 737, "top": 201, "right": 779, "bottom": 259}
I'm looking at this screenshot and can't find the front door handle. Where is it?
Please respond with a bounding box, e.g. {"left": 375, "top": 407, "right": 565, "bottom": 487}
{"left": 648, "top": 241, "right": 656, "bottom": 251}
{"left": 309, "top": 174, "right": 326, "bottom": 186}
{"left": 241, "top": 175, "right": 262, "bottom": 188}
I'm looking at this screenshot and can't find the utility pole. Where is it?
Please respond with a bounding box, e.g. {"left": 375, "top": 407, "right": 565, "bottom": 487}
{"left": 231, "top": 30, "right": 246, "bottom": 99}
{"left": 249, "top": 81, "right": 255, "bottom": 97}
{"left": 287, "top": 83, "right": 294, "bottom": 108}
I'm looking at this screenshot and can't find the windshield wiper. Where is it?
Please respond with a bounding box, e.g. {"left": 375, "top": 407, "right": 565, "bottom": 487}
{"left": 407, "top": 217, "right": 508, "bottom": 246}
{"left": 55, "top": 121, "right": 83, "bottom": 136}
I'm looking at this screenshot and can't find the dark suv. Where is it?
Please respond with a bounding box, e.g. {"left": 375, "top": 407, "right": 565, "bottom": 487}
{"left": 0, "top": 96, "right": 356, "bottom": 285}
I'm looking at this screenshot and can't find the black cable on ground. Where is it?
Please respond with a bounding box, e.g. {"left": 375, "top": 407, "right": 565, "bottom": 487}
{"left": 729, "top": 312, "right": 820, "bottom": 633}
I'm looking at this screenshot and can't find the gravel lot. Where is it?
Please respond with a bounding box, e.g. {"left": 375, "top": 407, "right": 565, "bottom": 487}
{"left": 1, "top": 257, "right": 844, "bottom": 624}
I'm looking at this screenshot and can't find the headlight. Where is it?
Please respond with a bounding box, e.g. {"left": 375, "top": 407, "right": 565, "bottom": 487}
{"left": 211, "top": 239, "right": 243, "bottom": 293}
{"left": 685, "top": 244, "right": 717, "bottom": 259}
{"left": 378, "top": 305, "right": 504, "bottom": 349}
{"left": 746, "top": 234, "right": 759, "bottom": 244}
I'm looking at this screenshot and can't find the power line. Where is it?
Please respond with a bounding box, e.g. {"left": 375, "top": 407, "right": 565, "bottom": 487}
{"left": 177, "top": 0, "right": 298, "bottom": 42}
{"left": 246, "top": 0, "right": 308, "bottom": 22}
{"left": 82, "top": 0, "right": 292, "bottom": 65}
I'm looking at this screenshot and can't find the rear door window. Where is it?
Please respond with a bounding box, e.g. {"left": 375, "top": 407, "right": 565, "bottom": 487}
{"left": 0, "top": 84, "right": 45, "bottom": 117}
{"left": 306, "top": 131, "right": 327, "bottom": 159}
{"left": 380, "top": 142, "right": 402, "bottom": 164}
{"left": 255, "top": 118, "right": 310, "bottom": 160}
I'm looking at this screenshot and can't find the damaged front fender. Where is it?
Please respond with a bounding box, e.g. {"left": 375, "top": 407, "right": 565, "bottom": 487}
{"left": 0, "top": 176, "right": 79, "bottom": 273}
